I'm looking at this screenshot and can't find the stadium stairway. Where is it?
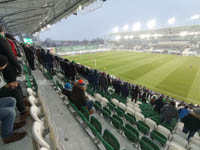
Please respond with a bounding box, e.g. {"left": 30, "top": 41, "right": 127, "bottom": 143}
{"left": 32, "top": 70, "right": 98, "bottom": 150}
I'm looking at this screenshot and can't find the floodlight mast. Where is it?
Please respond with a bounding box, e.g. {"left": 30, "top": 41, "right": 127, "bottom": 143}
{"left": 132, "top": 22, "right": 141, "bottom": 31}
{"left": 147, "top": 19, "right": 156, "bottom": 29}
{"left": 168, "top": 17, "right": 176, "bottom": 25}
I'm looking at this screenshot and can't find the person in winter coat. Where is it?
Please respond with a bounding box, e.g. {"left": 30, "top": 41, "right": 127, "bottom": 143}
{"left": 62, "top": 82, "right": 72, "bottom": 99}
{"left": 121, "top": 82, "right": 129, "bottom": 99}
{"left": 0, "top": 26, "right": 21, "bottom": 75}
{"left": 152, "top": 95, "right": 165, "bottom": 113}
{"left": 71, "top": 80, "right": 94, "bottom": 114}
{"left": 23, "top": 44, "right": 35, "bottom": 70}
{"left": 160, "top": 101, "right": 178, "bottom": 124}
{"left": 69, "top": 62, "right": 77, "bottom": 81}
{"left": 131, "top": 85, "right": 139, "bottom": 103}
{"left": 178, "top": 105, "right": 189, "bottom": 120}
{"left": 99, "top": 72, "right": 108, "bottom": 92}
{"left": 44, "top": 50, "right": 54, "bottom": 74}
{"left": 92, "top": 70, "right": 99, "bottom": 91}
{"left": 182, "top": 109, "right": 200, "bottom": 139}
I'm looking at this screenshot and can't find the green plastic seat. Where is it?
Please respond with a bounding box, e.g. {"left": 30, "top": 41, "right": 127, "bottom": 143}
{"left": 150, "top": 130, "right": 167, "bottom": 146}
{"left": 141, "top": 136, "right": 160, "bottom": 150}
{"left": 81, "top": 107, "right": 90, "bottom": 121}
{"left": 123, "top": 126, "right": 138, "bottom": 144}
{"left": 137, "top": 121, "right": 150, "bottom": 135}
{"left": 90, "top": 116, "right": 102, "bottom": 135}
{"left": 107, "top": 102, "right": 116, "bottom": 111}
{"left": 99, "top": 136, "right": 114, "bottom": 150}
{"left": 94, "top": 101, "right": 102, "bottom": 111}
{"left": 125, "top": 113, "right": 136, "bottom": 124}
{"left": 111, "top": 114, "right": 123, "bottom": 130}
{"left": 115, "top": 107, "right": 124, "bottom": 117}
{"left": 125, "top": 124, "right": 139, "bottom": 139}
{"left": 151, "top": 115, "right": 161, "bottom": 125}
{"left": 88, "top": 123, "right": 101, "bottom": 138}
{"left": 101, "top": 107, "right": 111, "bottom": 120}
{"left": 140, "top": 138, "right": 154, "bottom": 150}
{"left": 103, "top": 129, "right": 120, "bottom": 150}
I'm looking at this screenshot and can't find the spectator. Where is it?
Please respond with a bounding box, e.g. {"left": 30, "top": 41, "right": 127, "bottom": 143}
{"left": 92, "top": 69, "right": 99, "bottom": 91}
{"left": 153, "top": 95, "right": 165, "bottom": 113}
{"left": 62, "top": 82, "right": 72, "bottom": 99}
{"left": 5, "top": 34, "right": 18, "bottom": 57}
{"left": 131, "top": 85, "right": 139, "bottom": 103}
{"left": 0, "top": 55, "right": 29, "bottom": 120}
{"left": 99, "top": 72, "right": 108, "bottom": 93}
{"left": 44, "top": 50, "right": 54, "bottom": 74}
{"left": 182, "top": 109, "right": 200, "bottom": 140}
{"left": 0, "top": 97, "right": 27, "bottom": 144}
{"left": 179, "top": 105, "right": 189, "bottom": 120}
{"left": 0, "top": 25, "right": 21, "bottom": 75}
{"left": 71, "top": 79, "right": 94, "bottom": 114}
{"left": 23, "top": 44, "right": 35, "bottom": 70}
{"left": 160, "top": 101, "right": 178, "bottom": 124}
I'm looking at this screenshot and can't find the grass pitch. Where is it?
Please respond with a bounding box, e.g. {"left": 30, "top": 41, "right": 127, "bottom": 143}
{"left": 64, "top": 51, "right": 200, "bottom": 104}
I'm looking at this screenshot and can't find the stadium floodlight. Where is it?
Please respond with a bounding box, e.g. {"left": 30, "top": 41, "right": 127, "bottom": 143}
{"left": 122, "top": 24, "right": 129, "bottom": 31}
{"left": 78, "top": 5, "right": 82, "bottom": 10}
{"left": 129, "top": 35, "right": 134, "bottom": 39}
{"left": 115, "top": 35, "right": 121, "bottom": 40}
{"left": 112, "top": 26, "right": 119, "bottom": 33}
{"left": 168, "top": 17, "right": 176, "bottom": 25}
{"left": 179, "top": 32, "right": 188, "bottom": 37}
{"left": 124, "top": 35, "right": 129, "bottom": 40}
{"left": 191, "top": 15, "right": 200, "bottom": 20}
{"left": 140, "top": 34, "right": 146, "bottom": 39}
{"left": 132, "top": 22, "right": 141, "bottom": 31}
{"left": 47, "top": 24, "right": 51, "bottom": 28}
{"left": 147, "top": 19, "right": 156, "bottom": 29}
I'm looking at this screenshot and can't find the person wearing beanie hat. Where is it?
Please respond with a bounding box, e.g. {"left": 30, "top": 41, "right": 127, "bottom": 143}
{"left": 71, "top": 79, "right": 94, "bottom": 114}
{"left": 62, "top": 82, "right": 72, "bottom": 99}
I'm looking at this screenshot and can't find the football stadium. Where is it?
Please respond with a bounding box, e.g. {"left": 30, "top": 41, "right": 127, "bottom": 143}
{"left": 0, "top": 0, "right": 200, "bottom": 150}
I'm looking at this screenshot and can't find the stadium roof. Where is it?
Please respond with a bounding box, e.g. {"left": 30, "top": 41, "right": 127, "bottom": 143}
{"left": 0, "top": 0, "right": 98, "bottom": 35}
{"left": 110, "top": 25, "right": 200, "bottom": 36}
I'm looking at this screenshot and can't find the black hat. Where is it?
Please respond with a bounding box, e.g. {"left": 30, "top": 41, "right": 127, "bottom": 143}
{"left": 5, "top": 33, "right": 16, "bottom": 41}
{"left": 0, "top": 55, "right": 8, "bottom": 67}
{"left": 0, "top": 25, "right": 5, "bottom": 33}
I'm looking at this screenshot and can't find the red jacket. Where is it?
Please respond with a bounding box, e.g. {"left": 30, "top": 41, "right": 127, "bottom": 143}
{"left": 7, "top": 39, "right": 17, "bottom": 57}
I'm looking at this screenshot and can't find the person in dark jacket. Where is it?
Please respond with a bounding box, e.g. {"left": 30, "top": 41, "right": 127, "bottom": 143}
{"left": 92, "top": 70, "right": 99, "bottom": 91}
{"left": 44, "top": 50, "right": 54, "bottom": 74}
{"left": 0, "top": 55, "right": 29, "bottom": 120}
{"left": 99, "top": 72, "right": 108, "bottom": 92}
{"left": 69, "top": 61, "right": 77, "bottom": 81}
{"left": 121, "top": 82, "right": 129, "bottom": 99}
{"left": 152, "top": 95, "right": 165, "bottom": 113}
{"left": 182, "top": 109, "right": 200, "bottom": 140}
{"left": 160, "top": 101, "right": 178, "bottom": 124}
{"left": 0, "top": 26, "right": 21, "bottom": 75}
{"left": 131, "top": 85, "right": 139, "bottom": 103}
{"left": 71, "top": 80, "right": 94, "bottom": 114}
{"left": 23, "top": 44, "right": 35, "bottom": 70}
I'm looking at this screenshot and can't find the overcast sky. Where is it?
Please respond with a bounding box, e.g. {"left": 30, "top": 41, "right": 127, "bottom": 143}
{"left": 40, "top": 0, "right": 200, "bottom": 41}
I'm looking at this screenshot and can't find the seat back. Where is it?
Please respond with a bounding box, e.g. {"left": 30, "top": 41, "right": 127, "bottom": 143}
{"left": 90, "top": 116, "right": 102, "bottom": 135}
{"left": 81, "top": 107, "right": 90, "bottom": 121}
{"left": 157, "top": 125, "right": 171, "bottom": 139}
{"left": 172, "top": 134, "right": 188, "bottom": 148}
{"left": 135, "top": 112, "right": 145, "bottom": 121}
{"left": 145, "top": 118, "right": 157, "bottom": 130}
{"left": 125, "top": 107, "right": 135, "bottom": 116}
{"left": 30, "top": 105, "right": 43, "bottom": 123}
{"left": 125, "top": 124, "right": 139, "bottom": 138}
{"left": 103, "top": 129, "right": 120, "bottom": 150}
{"left": 29, "top": 95, "right": 39, "bottom": 106}
{"left": 118, "top": 102, "right": 126, "bottom": 111}
{"left": 142, "top": 136, "right": 160, "bottom": 150}
{"left": 111, "top": 98, "right": 119, "bottom": 106}
{"left": 32, "top": 121, "right": 50, "bottom": 149}
{"left": 95, "top": 93, "right": 102, "bottom": 101}
{"left": 168, "top": 141, "right": 187, "bottom": 150}
{"left": 125, "top": 113, "right": 136, "bottom": 124}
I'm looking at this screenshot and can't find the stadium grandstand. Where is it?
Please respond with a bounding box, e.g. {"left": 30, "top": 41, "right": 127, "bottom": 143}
{"left": 109, "top": 25, "right": 200, "bottom": 56}
{"left": 0, "top": 0, "right": 199, "bottom": 150}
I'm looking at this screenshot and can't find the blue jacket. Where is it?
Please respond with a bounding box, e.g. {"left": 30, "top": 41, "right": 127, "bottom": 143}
{"left": 179, "top": 108, "right": 189, "bottom": 119}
